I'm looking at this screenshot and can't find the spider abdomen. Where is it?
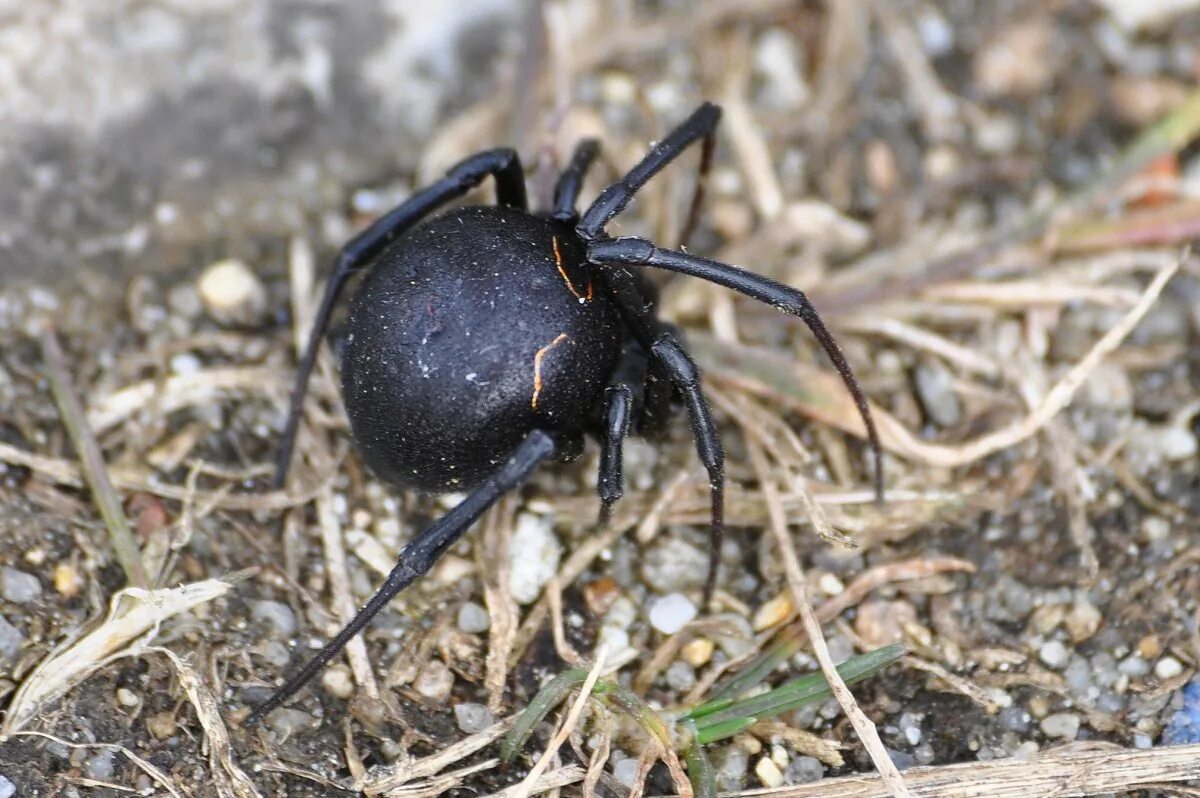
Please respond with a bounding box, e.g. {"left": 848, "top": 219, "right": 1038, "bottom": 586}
{"left": 341, "top": 205, "right": 622, "bottom": 493}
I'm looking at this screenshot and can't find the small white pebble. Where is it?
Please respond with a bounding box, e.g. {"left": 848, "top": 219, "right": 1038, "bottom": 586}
{"left": 116, "top": 687, "right": 139, "bottom": 708}
{"left": 1039, "top": 712, "right": 1081, "bottom": 740}
{"left": 648, "top": 593, "right": 697, "bottom": 634}
{"left": 1038, "top": 640, "right": 1071, "bottom": 670}
{"left": 322, "top": 664, "right": 355, "bottom": 699}
{"left": 454, "top": 702, "right": 495, "bottom": 733}
{"left": 0, "top": 567, "right": 41, "bottom": 603}
{"left": 0, "top": 775, "right": 15, "bottom": 798}
{"left": 612, "top": 757, "right": 640, "bottom": 788}
{"left": 755, "top": 756, "right": 785, "bottom": 788}
{"left": 457, "top": 601, "right": 490, "bottom": 634}
{"left": 169, "top": 352, "right": 202, "bottom": 375}
{"left": 507, "top": 513, "right": 560, "bottom": 604}
{"left": 817, "top": 572, "right": 845, "bottom": 596}
{"left": 196, "top": 259, "right": 268, "bottom": 326}
{"left": 1155, "top": 656, "right": 1184, "bottom": 680}
{"left": 414, "top": 660, "right": 454, "bottom": 702}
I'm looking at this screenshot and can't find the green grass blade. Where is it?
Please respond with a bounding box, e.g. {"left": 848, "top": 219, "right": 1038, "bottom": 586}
{"left": 683, "top": 734, "right": 718, "bottom": 798}
{"left": 501, "top": 669, "right": 590, "bottom": 764}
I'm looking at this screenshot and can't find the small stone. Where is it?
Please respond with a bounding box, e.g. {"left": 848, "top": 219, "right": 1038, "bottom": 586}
{"left": 665, "top": 661, "right": 696, "bottom": 692}
{"left": 1064, "top": 600, "right": 1102, "bottom": 643}
{"left": 855, "top": 599, "right": 917, "bottom": 648}
{"left": 507, "top": 513, "right": 560, "bottom": 604}
{"left": 0, "top": 776, "right": 14, "bottom": 798}
{"left": 0, "top": 614, "right": 24, "bottom": 662}
{"left": 752, "top": 593, "right": 793, "bottom": 631}
{"left": 453, "top": 702, "right": 495, "bottom": 733}
{"left": 53, "top": 564, "right": 82, "bottom": 598}
{"left": 785, "top": 755, "right": 824, "bottom": 784}
{"left": 755, "top": 756, "right": 785, "bottom": 788}
{"left": 612, "top": 757, "right": 640, "bottom": 788}
{"left": 250, "top": 600, "right": 297, "bottom": 640}
{"left": 84, "top": 751, "right": 115, "bottom": 780}
{"left": 0, "top": 567, "right": 41, "bottom": 603}
{"left": 116, "top": 687, "right": 139, "bottom": 708}
{"left": 146, "top": 711, "right": 177, "bottom": 740}
{"left": 716, "top": 747, "right": 749, "bottom": 791}
{"left": 974, "top": 18, "right": 1055, "bottom": 97}
{"left": 1138, "top": 635, "right": 1162, "bottom": 659}
{"left": 1141, "top": 517, "right": 1171, "bottom": 542}
{"left": 414, "top": 659, "right": 454, "bottom": 702}
{"left": 196, "top": 259, "right": 268, "bottom": 326}
{"left": 1156, "top": 656, "right": 1184, "bottom": 680}
{"left": 1039, "top": 712, "right": 1081, "bottom": 740}
{"left": 583, "top": 577, "right": 622, "bottom": 616}
{"left": 681, "top": 638, "right": 715, "bottom": 667}
{"left": 1039, "top": 640, "right": 1071, "bottom": 670}
{"left": 817, "top": 572, "right": 845, "bottom": 596}
{"left": 648, "top": 593, "right": 697, "bottom": 634}
{"left": 267, "top": 708, "right": 317, "bottom": 737}
{"left": 1119, "top": 655, "right": 1151, "bottom": 677}
{"left": 642, "top": 535, "right": 709, "bottom": 593}
{"left": 457, "top": 601, "right": 490, "bottom": 634}
{"left": 1125, "top": 423, "right": 1198, "bottom": 473}
{"left": 913, "top": 358, "right": 961, "bottom": 427}
{"left": 322, "top": 664, "right": 355, "bottom": 699}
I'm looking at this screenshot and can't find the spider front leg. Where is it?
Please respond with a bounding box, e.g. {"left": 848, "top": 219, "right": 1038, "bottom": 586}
{"left": 552, "top": 138, "right": 600, "bottom": 222}
{"left": 248, "top": 429, "right": 557, "bottom": 724}
{"left": 589, "top": 237, "right": 885, "bottom": 502}
{"left": 275, "top": 148, "right": 529, "bottom": 486}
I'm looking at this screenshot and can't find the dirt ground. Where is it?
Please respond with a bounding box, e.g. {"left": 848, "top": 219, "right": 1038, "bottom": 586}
{"left": 2, "top": 1, "right": 1200, "bottom": 796}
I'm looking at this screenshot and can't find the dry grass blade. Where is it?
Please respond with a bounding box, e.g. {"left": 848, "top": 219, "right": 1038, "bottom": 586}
{"left": 152, "top": 647, "right": 263, "bottom": 798}
{"left": 42, "top": 325, "right": 148, "bottom": 588}
{"left": 727, "top": 741, "right": 1200, "bottom": 797}
{"left": 2, "top": 576, "right": 236, "bottom": 733}
{"left": 483, "top": 766, "right": 586, "bottom": 798}
{"left": 746, "top": 438, "right": 911, "bottom": 798}
{"left": 359, "top": 717, "right": 515, "bottom": 792}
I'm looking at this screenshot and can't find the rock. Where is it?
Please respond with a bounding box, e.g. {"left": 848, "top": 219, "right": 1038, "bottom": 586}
{"left": 1039, "top": 712, "right": 1081, "bottom": 740}
{"left": 752, "top": 592, "right": 793, "bottom": 631}
{"left": 267, "top": 708, "right": 317, "bottom": 737}
{"left": 855, "top": 599, "right": 917, "bottom": 648}
{"left": 116, "top": 687, "right": 139, "bottom": 708}
{"left": 913, "top": 358, "right": 961, "bottom": 427}
{"left": 0, "top": 776, "right": 14, "bottom": 798}
{"left": 755, "top": 756, "right": 785, "bottom": 788}
{"left": 716, "top": 746, "right": 749, "bottom": 792}
{"left": 641, "top": 535, "right": 709, "bottom": 594}
{"left": 456, "top": 601, "right": 490, "bottom": 634}
{"left": 665, "top": 661, "right": 696, "bottom": 692}
{"left": 785, "top": 755, "right": 825, "bottom": 784}
{"left": 0, "top": 614, "right": 24, "bottom": 662}
{"left": 507, "top": 513, "right": 560, "bottom": 604}
{"left": 250, "top": 600, "right": 297, "bottom": 640}
{"left": 1038, "top": 640, "right": 1071, "bottom": 670}
{"left": 681, "top": 638, "right": 715, "bottom": 667}
{"left": 648, "top": 593, "right": 697, "bottom": 635}
{"left": 84, "top": 751, "right": 115, "bottom": 781}
{"left": 414, "top": 659, "right": 454, "bottom": 702}
{"left": 453, "top": 702, "right": 494, "bottom": 733}
{"left": 1065, "top": 599, "right": 1102, "bottom": 642}
{"left": 196, "top": 259, "right": 268, "bottom": 326}
{"left": 322, "top": 664, "right": 355, "bottom": 699}
{"left": 612, "top": 758, "right": 640, "bottom": 788}
{"left": 1156, "top": 657, "right": 1184, "bottom": 680}
{"left": 0, "top": 566, "right": 41, "bottom": 603}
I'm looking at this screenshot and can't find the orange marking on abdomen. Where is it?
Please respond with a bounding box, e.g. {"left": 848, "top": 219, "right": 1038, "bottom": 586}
{"left": 531, "top": 332, "right": 569, "bottom": 410}
{"left": 552, "top": 236, "right": 588, "bottom": 302}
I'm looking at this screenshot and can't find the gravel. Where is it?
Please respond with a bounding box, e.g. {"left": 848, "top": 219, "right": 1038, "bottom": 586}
{"left": 83, "top": 751, "right": 115, "bottom": 781}
{"left": 647, "top": 593, "right": 697, "bottom": 634}
{"left": 413, "top": 660, "right": 454, "bottom": 702}
{"left": 457, "top": 601, "right": 490, "bottom": 634}
{"left": 914, "top": 358, "right": 962, "bottom": 427}
{"left": 1039, "top": 713, "right": 1081, "bottom": 741}
{"left": 250, "top": 600, "right": 297, "bottom": 640}
{"left": 507, "top": 513, "right": 560, "bottom": 604}
{"left": 0, "top": 614, "right": 23, "bottom": 662}
{"left": 0, "top": 567, "right": 41, "bottom": 603}
{"left": 0, "top": 775, "right": 14, "bottom": 798}
{"left": 1038, "top": 640, "right": 1070, "bottom": 669}
{"left": 641, "top": 535, "right": 709, "bottom": 593}
{"left": 453, "top": 703, "right": 494, "bottom": 733}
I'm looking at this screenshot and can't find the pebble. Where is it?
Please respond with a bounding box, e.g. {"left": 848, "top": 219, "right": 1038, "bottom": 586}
{"left": 681, "top": 638, "right": 715, "bottom": 667}
{"left": 414, "top": 659, "right": 454, "bottom": 702}
{"left": 785, "top": 755, "right": 825, "bottom": 784}
{"left": 457, "top": 601, "right": 490, "bottom": 634}
{"left": 1125, "top": 422, "right": 1198, "bottom": 473}
{"left": 1119, "top": 655, "right": 1151, "bottom": 677}
{"left": 755, "top": 756, "right": 785, "bottom": 788}
{"left": 716, "top": 747, "right": 749, "bottom": 791}
{"left": 665, "top": 661, "right": 696, "bottom": 692}
{"left": 1038, "top": 640, "right": 1071, "bottom": 670}
{"left": 196, "top": 259, "right": 268, "bottom": 326}
{"left": 0, "top": 776, "right": 13, "bottom": 798}
{"left": 84, "top": 751, "right": 115, "bottom": 780}
{"left": 612, "top": 757, "right": 640, "bottom": 788}
{"left": 752, "top": 593, "right": 793, "bottom": 631}
{"left": 1039, "top": 712, "right": 1081, "bottom": 740}
{"left": 454, "top": 702, "right": 495, "bottom": 733}
{"left": 648, "top": 593, "right": 697, "bottom": 634}
{"left": 1156, "top": 656, "right": 1184, "bottom": 680}
{"left": 854, "top": 600, "right": 917, "bottom": 648}
{"left": 0, "top": 614, "right": 24, "bottom": 661}
{"left": 53, "top": 563, "right": 83, "bottom": 598}
{"left": 641, "top": 535, "right": 709, "bottom": 593}
{"left": 914, "top": 358, "right": 961, "bottom": 427}
{"left": 116, "top": 687, "right": 139, "bottom": 708}
{"left": 973, "top": 18, "right": 1056, "bottom": 97}
{"left": 507, "top": 513, "right": 560, "bottom": 604}
{"left": 250, "top": 600, "right": 297, "bottom": 640}
{"left": 899, "top": 712, "right": 923, "bottom": 746}
{"left": 1163, "top": 681, "right": 1200, "bottom": 744}
{"left": 257, "top": 641, "right": 291, "bottom": 668}
{"left": 1064, "top": 600, "right": 1102, "bottom": 643}
{"left": 322, "top": 664, "right": 355, "bottom": 699}
{"left": 267, "top": 708, "right": 316, "bottom": 737}
{"left": 0, "top": 567, "right": 41, "bottom": 603}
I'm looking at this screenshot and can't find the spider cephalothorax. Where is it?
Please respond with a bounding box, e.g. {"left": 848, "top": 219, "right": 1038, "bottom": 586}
{"left": 248, "top": 103, "right": 883, "bottom": 724}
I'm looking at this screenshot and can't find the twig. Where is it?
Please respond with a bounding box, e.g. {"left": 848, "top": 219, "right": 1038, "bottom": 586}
{"left": 42, "top": 326, "right": 148, "bottom": 588}
{"left": 746, "top": 438, "right": 912, "bottom": 798}
{"left": 725, "top": 741, "right": 1200, "bottom": 797}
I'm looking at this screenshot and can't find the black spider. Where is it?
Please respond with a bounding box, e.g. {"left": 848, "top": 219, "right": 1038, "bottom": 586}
{"left": 247, "top": 102, "right": 882, "bottom": 724}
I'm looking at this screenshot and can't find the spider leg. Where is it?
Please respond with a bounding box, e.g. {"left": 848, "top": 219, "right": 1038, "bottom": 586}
{"left": 552, "top": 139, "right": 600, "bottom": 222}
{"left": 248, "top": 429, "right": 556, "bottom": 724}
{"left": 275, "top": 148, "right": 528, "bottom": 487}
{"left": 589, "top": 237, "right": 885, "bottom": 502}
{"left": 577, "top": 102, "right": 721, "bottom": 241}
{"left": 596, "top": 338, "right": 652, "bottom": 525}
{"left": 599, "top": 268, "right": 725, "bottom": 606}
